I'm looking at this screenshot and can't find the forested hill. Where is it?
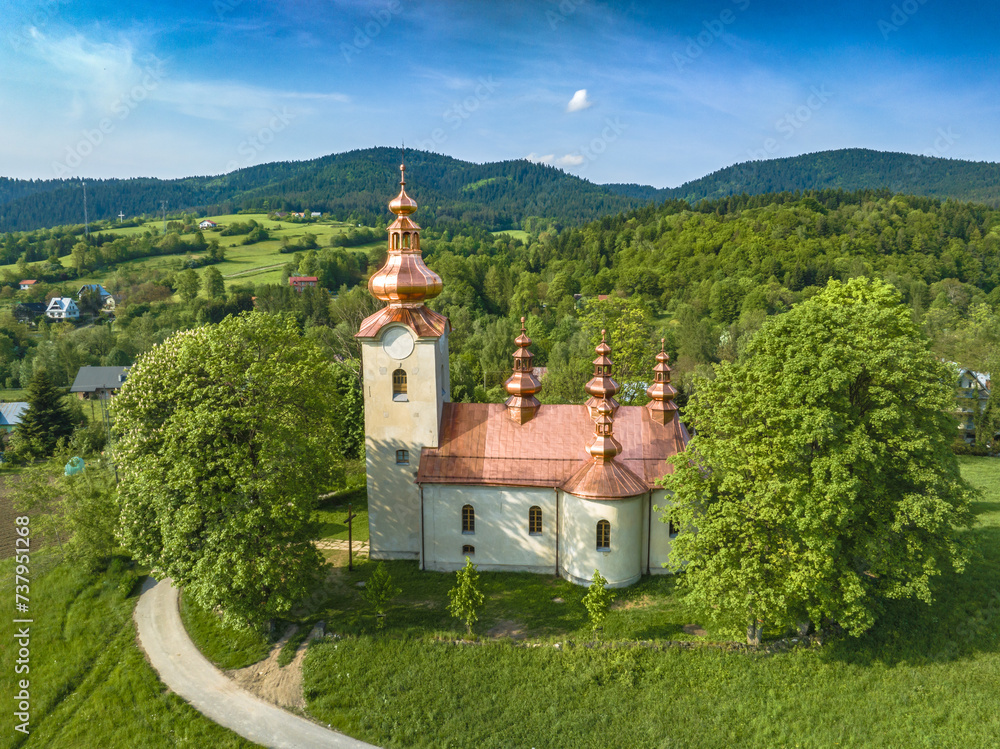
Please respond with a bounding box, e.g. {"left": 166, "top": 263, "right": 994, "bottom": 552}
{"left": 604, "top": 149, "right": 1000, "bottom": 207}
{"left": 0, "top": 148, "right": 644, "bottom": 233}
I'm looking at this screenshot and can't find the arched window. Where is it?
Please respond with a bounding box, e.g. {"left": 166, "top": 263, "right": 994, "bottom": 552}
{"left": 392, "top": 233, "right": 399, "bottom": 250}
{"left": 528, "top": 506, "right": 542, "bottom": 535}
{"left": 596, "top": 520, "right": 611, "bottom": 551}
{"left": 392, "top": 369, "right": 407, "bottom": 402}
{"left": 462, "top": 505, "right": 475, "bottom": 534}
{"left": 396, "top": 449, "right": 409, "bottom": 465}
{"left": 462, "top": 544, "right": 475, "bottom": 555}
{"left": 402, "top": 232, "right": 411, "bottom": 249}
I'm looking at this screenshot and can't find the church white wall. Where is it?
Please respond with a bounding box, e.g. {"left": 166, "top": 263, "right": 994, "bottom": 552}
{"left": 560, "top": 493, "right": 644, "bottom": 588}
{"left": 363, "top": 325, "right": 448, "bottom": 560}
{"left": 423, "top": 484, "right": 557, "bottom": 573}
{"left": 649, "top": 489, "right": 677, "bottom": 575}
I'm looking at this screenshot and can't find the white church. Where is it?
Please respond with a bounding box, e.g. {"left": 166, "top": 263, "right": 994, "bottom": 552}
{"left": 356, "top": 164, "right": 690, "bottom": 587}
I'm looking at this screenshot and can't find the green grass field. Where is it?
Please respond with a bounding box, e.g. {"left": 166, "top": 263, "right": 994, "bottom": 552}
{"left": 0, "top": 554, "right": 260, "bottom": 749}
{"left": 4, "top": 215, "right": 381, "bottom": 294}
{"left": 491, "top": 229, "right": 529, "bottom": 241}
{"left": 301, "top": 456, "right": 1000, "bottom": 748}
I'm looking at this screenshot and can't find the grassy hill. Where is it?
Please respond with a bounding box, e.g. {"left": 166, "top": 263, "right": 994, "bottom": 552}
{"left": 604, "top": 148, "right": 1000, "bottom": 207}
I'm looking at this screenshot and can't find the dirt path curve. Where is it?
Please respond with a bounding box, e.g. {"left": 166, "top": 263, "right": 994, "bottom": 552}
{"left": 134, "top": 576, "right": 378, "bottom": 749}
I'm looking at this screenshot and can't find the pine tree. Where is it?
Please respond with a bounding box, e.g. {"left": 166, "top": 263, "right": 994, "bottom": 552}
{"left": 362, "top": 561, "right": 401, "bottom": 629}
{"left": 17, "top": 368, "right": 74, "bottom": 457}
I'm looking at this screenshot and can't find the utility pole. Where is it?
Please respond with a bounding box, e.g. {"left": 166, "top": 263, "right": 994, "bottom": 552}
{"left": 82, "top": 181, "right": 89, "bottom": 235}
{"left": 159, "top": 200, "right": 168, "bottom": 235}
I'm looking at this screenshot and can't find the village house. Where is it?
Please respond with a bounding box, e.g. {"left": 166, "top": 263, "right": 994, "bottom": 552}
{"left": 70, "top": 366, "right": 131, "bottom": 400}
{"left": 0, "top": 402, "right": 29, "bottom": 433}
{"left": 289, "top": 276, "right": 319, "bottom": 292}
{"left": 199, "top": 220, "right": 217, "bottom": 229}
{"left": 18, "top": 280, "right": 37, "bottom": 291}
{"left": 45, "top": 297, "right": 80, "bottom": 320}
{"left": 952, "top": 364, "right": 992, "bottom": 442}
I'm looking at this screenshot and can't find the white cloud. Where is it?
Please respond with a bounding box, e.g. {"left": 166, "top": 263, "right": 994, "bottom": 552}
{"left": 566, "top": 89, "right": 592, "bottom": 112}
{"left": 526, "top": 152, "right": 585, "bottom": 168}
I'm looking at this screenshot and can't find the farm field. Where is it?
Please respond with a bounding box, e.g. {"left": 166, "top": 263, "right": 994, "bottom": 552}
{"left": 2, "top": 214, "right": 381, "bottom": 294}
{"left": 184, "top": 457, "right": 1000, "bottom": 749}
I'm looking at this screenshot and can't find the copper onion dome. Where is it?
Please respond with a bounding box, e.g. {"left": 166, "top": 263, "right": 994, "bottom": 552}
{"left": 646, "top": 338, "right": 678, "bottom": 425}
{"left": 367, "top": 162, "right": 443, "bottom": 305}
{"left": 584, "top": 330, "right": 620, "bottom": 418}
{"left": 504, "top": 317, "right": 542, "bottom": 424}
{"left": 587, "top": 397, "right": 622, "bottom": 463}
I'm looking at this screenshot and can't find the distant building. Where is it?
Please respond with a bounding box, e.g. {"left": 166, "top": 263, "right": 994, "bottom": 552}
{"left": 311, "top": 211, "right": 321, "bottom": 217}
{"left": 13, "top": 302, "right": 48, "bottom": 324}
{"left": 78, "top": 283, "right": 112, "bottom": 302}
{"left": 45, "top": 297, "right": 79, "bottom": 320}
{"left": 70, "top": 366, "right": 131, "bottom": 401}
{"left": 199, "top": 220, "right": 217, "bottom": 229}
{"left": 18, "top": 280, "right": 36, "bottom": 291}
{"left": 0, "top": 403, "right": 29, "bottom": 433}
{"left": 952, "top": 364, "right": 992, "bottom": 442}
{"left": 289, "top": 276, "right": 319, "bottom": 292}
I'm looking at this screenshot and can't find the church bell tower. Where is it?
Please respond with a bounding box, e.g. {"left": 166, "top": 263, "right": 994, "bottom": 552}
{"left": 356, "top": 163, "right": 450, "bottom": 560}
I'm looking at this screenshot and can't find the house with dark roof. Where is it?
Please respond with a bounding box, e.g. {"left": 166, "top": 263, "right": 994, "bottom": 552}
{"left": 357, "top": 166, "right": 688, "bottom": 588}
{"left": 69, "top": 366, "right": 131, "bottom": 400}
{"left": 13, "top": 302, "right": 48, "bottom": 324}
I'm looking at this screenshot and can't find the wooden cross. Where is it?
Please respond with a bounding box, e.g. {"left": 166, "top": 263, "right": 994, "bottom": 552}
{"left": 118, "top": 211, "right": 124, "bottom": 222}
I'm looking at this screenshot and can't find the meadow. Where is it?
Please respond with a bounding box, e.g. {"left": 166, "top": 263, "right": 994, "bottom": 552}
{"left": 5, "top": 214, "right": 381, "bottom": 294}
{"left": 0, "top": 551, "right": 260, "bottom": 748}
{"left": 182, "top": 457, "right": 1000, "bottom": 748}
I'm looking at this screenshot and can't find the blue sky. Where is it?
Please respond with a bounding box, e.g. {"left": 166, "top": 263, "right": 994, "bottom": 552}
{"left": 2, "top": 0, "right": 998, "bottom": 187}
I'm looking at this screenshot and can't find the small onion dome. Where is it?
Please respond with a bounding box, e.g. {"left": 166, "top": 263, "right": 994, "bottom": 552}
{"left": 388, "top": 163, "right": 418, "bottom": 216}
{"left": 585, "top": 329, "right": 620, "bottom": 417}
{"left": 504, "top": 317, "right": 542, "bottom": 424}
{"left": 646, "top": 338, "right": 678, "bottom": 424}
{"left": 587, "top": 398, "right": 622, "bottom": 464}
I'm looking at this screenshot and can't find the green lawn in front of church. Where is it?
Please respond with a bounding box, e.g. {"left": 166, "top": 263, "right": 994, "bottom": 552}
{"left": 296, "top": 456, "right": 1000, "bottom": 748}
{"left": 177, "top": 458, "right": 1000, "bottom": 748}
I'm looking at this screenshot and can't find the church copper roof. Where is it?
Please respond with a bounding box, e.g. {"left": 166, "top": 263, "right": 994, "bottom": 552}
{"left": 416, "top": 401, "right": 688, "bottom": 498}
{"left": 357, "top": 162, "right": 446, "bottom": 340}
{"left": 356, "top": 304, "right": 449, "bottom": 339}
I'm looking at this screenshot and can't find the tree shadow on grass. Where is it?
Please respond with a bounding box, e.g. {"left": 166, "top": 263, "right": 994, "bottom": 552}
{"left": 823, "top": 522, "right": 1000, "bottom": 668}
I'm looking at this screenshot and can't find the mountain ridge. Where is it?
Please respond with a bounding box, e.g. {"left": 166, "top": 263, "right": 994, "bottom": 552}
{"left": 2, "top": 147, "right": 999, "bottom": 233}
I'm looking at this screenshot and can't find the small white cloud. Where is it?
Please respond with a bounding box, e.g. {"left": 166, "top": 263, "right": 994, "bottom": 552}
{"left": 555, "top": 153, "right": 585, "bottom": 167}
{"left": 566, "top": 89, "right": 592, "bottom": 112}
{"left": 526, "top": 152, "right": 554, "bottom": 164}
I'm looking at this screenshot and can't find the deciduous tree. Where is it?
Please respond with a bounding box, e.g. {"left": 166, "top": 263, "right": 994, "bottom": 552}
{"left": 663, "top": 278, "right": 974, "bottom": 641}
{"left": 113, "top": 312, "right": 344, "bottom": 628}
{"left": 447, "top": 557, "right": 484, "bottom": 635}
